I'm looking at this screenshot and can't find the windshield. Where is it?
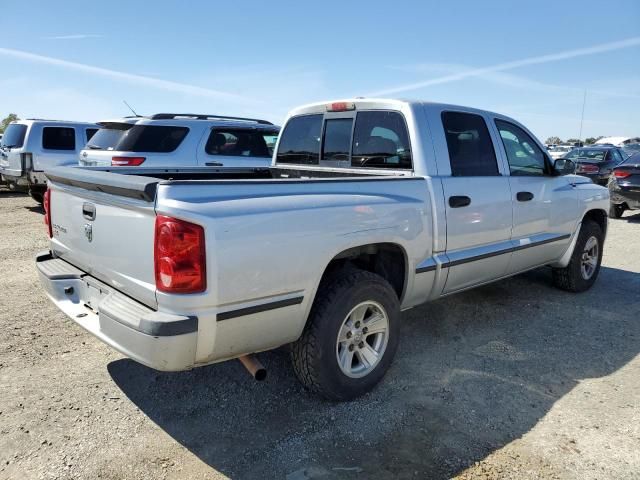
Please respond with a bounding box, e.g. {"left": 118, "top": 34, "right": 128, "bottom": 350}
{"left": 565, "top": 148, "right": 606, "bottom": 162}
{"left": 86, "top": 123, "right": 134, "bottom": 150}
{"left": 549, "top": 146, "right": 572, "bottom": 153}
{"left": 1, "top": 123, "right": 28, "bottom": 148}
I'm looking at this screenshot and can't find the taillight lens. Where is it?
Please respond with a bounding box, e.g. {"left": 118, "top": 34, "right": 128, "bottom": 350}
{"left": 43, "top": 188, "right": 52, "bottom": 238}
{"left": 154, "top": 215, "right": 206, "bottom": 294}
{"left": 112, "top": 156, "right": 146, "bottom": 166}
{"left": 614, "top": 170, "right": 631, "bottom": 179}
{"left": 577, "top": 163, "right": 599, "bottom": 174}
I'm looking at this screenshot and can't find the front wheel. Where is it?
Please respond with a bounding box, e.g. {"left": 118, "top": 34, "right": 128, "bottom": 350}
{"left": 552, "top": 219, "right": 604, "bottom": 292}
{"left": 291, "top": 269, "right": 400, "bottom": 401}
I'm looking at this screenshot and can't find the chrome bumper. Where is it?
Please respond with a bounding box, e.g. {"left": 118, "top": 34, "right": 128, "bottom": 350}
{"left": 36, "top": 251, "right": 198, "bottom": 371}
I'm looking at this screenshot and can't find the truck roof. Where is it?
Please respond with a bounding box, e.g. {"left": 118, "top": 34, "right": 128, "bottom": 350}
{"left": 287, "top": 97, "right": 513, "bottom": 122}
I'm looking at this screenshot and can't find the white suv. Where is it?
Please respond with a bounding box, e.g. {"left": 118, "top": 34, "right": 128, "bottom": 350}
{"left": 0, "top": 119, "right": 98, "bottom": 202}
{"left": 79, "top": 113, "right": 280, "bottom": 168}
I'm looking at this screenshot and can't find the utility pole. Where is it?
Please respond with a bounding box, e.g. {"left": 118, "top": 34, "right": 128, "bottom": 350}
{"left": 578, "top": 90, "right": 587, "bottom": 146}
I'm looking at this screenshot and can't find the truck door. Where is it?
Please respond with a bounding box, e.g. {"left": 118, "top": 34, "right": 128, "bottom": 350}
{"left": 435, "top": 110, "right": 514, "bottom": 294}
{"left": 492, "top": 119, "right": 577, "bottom": 274}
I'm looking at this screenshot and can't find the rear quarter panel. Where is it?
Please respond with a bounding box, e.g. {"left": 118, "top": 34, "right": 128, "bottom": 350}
{"left": 155, "top": 177, "right": 432, "bottom": 364}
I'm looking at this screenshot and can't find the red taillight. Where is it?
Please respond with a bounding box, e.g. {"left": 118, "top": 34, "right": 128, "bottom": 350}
{"left": 154, "top": 215, "right": 206, "bottom": 294}
{"left": 112, "top": 156, "right": 146, "bottom": 166}
{"left": 326, "top": 101, "right": 355, "bottom": 112}
{"left": 577, "top": 163, "right": 599, "bottom": 174}
{"left": 614, "top": 170, "right": 631, "bottom": 179}
{"left": 43, "top": 188, "right": 52, "bottom": 238}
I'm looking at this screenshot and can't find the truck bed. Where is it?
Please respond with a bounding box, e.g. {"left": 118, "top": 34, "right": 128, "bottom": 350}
{"left": 44, "top": 165, "right": 408, "bottom": 201}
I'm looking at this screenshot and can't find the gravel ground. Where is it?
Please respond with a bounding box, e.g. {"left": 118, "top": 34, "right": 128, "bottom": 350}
{"left": 0, "top": 189, "right": 639, "bottom": 480}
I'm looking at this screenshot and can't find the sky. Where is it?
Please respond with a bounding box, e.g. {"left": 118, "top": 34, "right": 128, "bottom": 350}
{"left": 0, "top": 0, "right": 639, "bottom": 142}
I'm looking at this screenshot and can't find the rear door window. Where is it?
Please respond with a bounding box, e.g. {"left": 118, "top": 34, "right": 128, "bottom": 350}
{"left": 42, "top": 127, "right": 76, "bottom": 150}
{"left": 610, "top": 149, "right": 624, "bottom": 164}
{"left": 352, "top": 111, "right": 411, "bottom": 169}
{"left": 442, "top": 112, "right": 499, "bottom": 176}
{"left": 276, "top": 114, "right": 322, "bottom": 164}
{"left": 205, "top": 128, "right": 278, "bottom": 157}
{"left": 116, "top": 125, "right": 189, "bottom": 153}
{"left": 1, "top": 124, "right": 28, "bottom": 148}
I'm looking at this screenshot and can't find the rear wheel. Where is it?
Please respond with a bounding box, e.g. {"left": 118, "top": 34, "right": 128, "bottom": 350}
{"left": 609, "top": 203, "right": 625, "bottom": 219}
{"left": 552, "top": 219, "right": 603, "bottom": 292}
{"left": 291, "top": 269, "right": 400, "bottom": 401}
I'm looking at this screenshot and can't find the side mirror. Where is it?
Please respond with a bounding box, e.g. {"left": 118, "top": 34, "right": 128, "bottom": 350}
{"left": 554, "top": 158, "right": 576, "bottom": 175}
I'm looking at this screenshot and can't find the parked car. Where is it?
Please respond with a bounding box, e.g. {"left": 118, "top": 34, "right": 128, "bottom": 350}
{"left": 622, "top": 143, "right": 640, "bottom": 157}
{"left": 79, "top": 113, "right": 280, "bottom": 168}
{"left": 547, "top": 145, "right": 574, "bottom": 159}
{"left": 0, "top": 119, "right": 98, "bottom": 202}
{"left": 609, "top": 152, "right": 640, "bottom": 218}
{"left": 563, "top": 145, "right": 627, "bottom": 185}
{"left": 37, "top": 99, "right": 608, "bottom": 401}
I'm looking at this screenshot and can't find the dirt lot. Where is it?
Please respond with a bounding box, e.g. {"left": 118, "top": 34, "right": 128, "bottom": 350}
{"left": 0, "top": 189, "right": 638, "bottom": 480}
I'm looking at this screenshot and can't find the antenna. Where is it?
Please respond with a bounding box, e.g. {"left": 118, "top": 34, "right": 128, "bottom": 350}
{"left": 578, "top": 90, "right": 587, "bottom": 145}
{"left": 123, "top": 100, "right": 140, "bottom": 117}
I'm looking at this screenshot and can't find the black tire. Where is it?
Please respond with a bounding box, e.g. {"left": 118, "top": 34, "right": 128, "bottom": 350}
{"left": 291, "top": 269, "right": 400, "bottom": 401}
{"left": 552, "top": 219, "right": 604, "bottom": 293}
{"left": 29, "top": 190, "right": 44, "bottom": 204}
{"left": 609, "top": 203, "right": 624, "bottom": 219}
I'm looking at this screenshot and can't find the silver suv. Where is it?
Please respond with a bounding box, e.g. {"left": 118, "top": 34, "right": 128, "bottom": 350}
{"left": 79, "top": 113, "right": 280, "bottom": 168}
{"left": 0, "top": 119, "right": 98, "bottom": 202}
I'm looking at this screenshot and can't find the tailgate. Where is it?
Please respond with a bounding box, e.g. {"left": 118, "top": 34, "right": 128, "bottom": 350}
{"left": 46, "top": 168, "right": 159, "bottom": 308}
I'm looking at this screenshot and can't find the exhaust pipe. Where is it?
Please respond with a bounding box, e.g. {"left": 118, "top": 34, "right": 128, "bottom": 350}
{"left": 238, "top": 355, "right": 267, "bottom": 381}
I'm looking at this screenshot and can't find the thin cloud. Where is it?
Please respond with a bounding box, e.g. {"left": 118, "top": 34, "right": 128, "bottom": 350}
{"left": 386, "top": 62, "right": 640, "bottom": 100}
{"left": 367, "top": 37, "right": 640, "bottom": 96}
{"left": 0, "top": 47, "right": 251, "bottom": 103}
{"left": 43, "top": 34, "right": 104, "bottom": 40}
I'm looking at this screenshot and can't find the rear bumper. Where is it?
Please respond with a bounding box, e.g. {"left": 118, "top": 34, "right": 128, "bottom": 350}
{"left": 36, "top": 251, "right": 198, "bottom": 371}
{"left": 611, "top": 186, "right": 640, "bottom": 208}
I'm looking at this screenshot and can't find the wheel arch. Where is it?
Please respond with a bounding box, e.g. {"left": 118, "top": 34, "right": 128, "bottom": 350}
{"left": 316, "top": 242, "right": 409, "bottom": 303}
{"left": 583, "top": 208, "right": 608, "bottom": 236}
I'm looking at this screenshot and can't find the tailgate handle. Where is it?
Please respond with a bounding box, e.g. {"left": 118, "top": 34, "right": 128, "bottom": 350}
{"left": 82, "top": 203, "right": 96, "bottom": 221}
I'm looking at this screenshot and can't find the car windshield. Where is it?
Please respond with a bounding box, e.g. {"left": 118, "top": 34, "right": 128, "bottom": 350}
{"left": 623, "top": 144, "right": 640, "bottom": 155}
{"left": 565, "top": 149, "right": 606, "bottom": 162}
{"left": 621, "top": 152, "right": 640, "bottom": 165}
{"left": 86, "top": 123, "right": 134, "bottom": 150}
{"left": 1, "top": 123, "right": 28, "bottom": 148}
{"left": 549, "top": 146, "right": 572, "bottom": 153}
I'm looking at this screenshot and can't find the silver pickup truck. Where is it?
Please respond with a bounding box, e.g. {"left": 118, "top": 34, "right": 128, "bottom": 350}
{"left": 37, "top": 99, "right": 609, "bottom": 400}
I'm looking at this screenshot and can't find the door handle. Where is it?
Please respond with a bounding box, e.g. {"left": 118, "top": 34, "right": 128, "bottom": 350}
{"left": 82, "top": 202, "right": 96, "bottom": 221}
{"left": 449, "top": 195, "right": 471, "bottom": 208}
{"left": 516, "top": 191, "right": 534, "bottom": 202}
{"left": 205, "top": 161, "right": 223, "bottom": 167}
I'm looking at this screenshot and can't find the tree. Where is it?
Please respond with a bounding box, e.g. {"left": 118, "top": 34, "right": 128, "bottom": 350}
{"left": 0, "top": 114, "right": 19, "bottom": 133}
{"left": 585, "top": 137, "right": 597, "bottom": 145}
{"left": 545, "top": 136, "right": 562, "bottom": 145}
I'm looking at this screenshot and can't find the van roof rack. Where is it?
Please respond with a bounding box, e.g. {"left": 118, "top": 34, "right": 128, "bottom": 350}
{"left": 150, "top": 113, "right": 273, "bottom": 125}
